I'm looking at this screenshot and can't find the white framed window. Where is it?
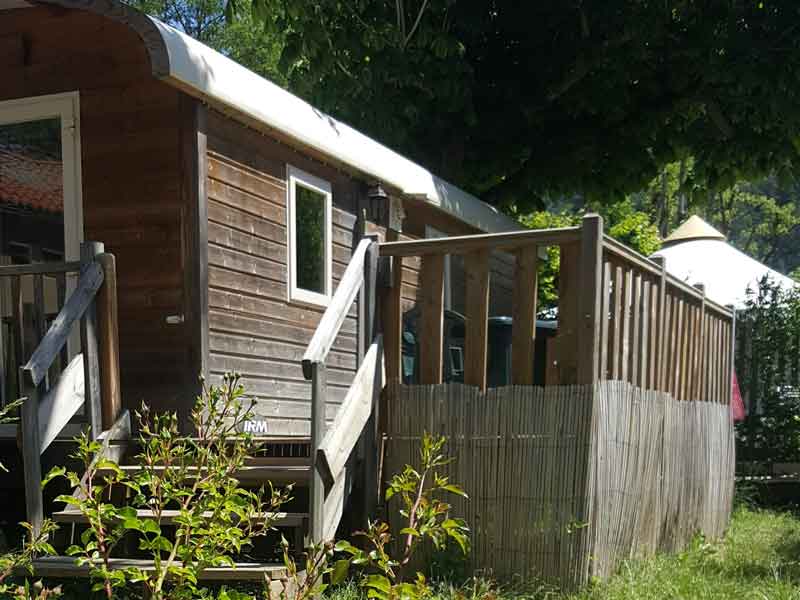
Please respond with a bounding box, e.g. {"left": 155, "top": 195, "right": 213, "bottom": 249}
{"left": 286, "top": 165, "right": 332, "bottom": 306}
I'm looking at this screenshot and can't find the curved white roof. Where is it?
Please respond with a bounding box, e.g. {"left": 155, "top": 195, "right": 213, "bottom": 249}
{"left": 152, "top": 18, "right": 519, "bottom": 232}
{"left": 651, "top": 238, "right": 797, "bottom": 308}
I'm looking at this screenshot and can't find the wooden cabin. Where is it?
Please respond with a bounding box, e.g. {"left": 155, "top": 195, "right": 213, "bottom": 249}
{"left": 0, "top": 0, "right": 526, "bottom": 437}
{"left": 0, "top": 0, "right": 737, "bottom": 588}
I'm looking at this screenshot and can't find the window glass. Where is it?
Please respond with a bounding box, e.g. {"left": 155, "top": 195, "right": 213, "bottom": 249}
{"left": 294, "top": 182, "right": 326, "bottom": 294}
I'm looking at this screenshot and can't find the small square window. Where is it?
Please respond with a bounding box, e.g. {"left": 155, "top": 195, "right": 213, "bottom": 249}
{"left": 287, "top": 165, "right": 332, "bottom": 306}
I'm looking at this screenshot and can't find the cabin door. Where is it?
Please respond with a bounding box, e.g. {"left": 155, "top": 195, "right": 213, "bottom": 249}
{"left": 0, "top": 92, "right": 83, "bottom": 409}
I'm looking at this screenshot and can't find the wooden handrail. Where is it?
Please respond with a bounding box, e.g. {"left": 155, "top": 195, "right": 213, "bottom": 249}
{"left": 18, "top": 241, "right": 119, "bottom": 537}
{"left": 302, "top": 238, "right": 373, "bottom": 379}
{"left": 603, "top": 235, "right": 733, "bottom": 320}
{"left": 22, "top": 261, "right": 104, "bottom": 387}
{"left": 316, "top": 336, "right": 383, "bottom": 487}
{"left": 378, "top": 226, "right": 581, "bottom": 257}
{"left": 0, "top": 261, "right": 82, "bottom": 277}
{"left": 303, "top": 237, "right": 380, "bottom": 542}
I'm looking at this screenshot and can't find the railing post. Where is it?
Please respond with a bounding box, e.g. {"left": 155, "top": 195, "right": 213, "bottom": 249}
{"left": 361, "top": 242, "right": 379, "bottom": 519}
{"left": 576, "top": 214, "right": 603, "bottom": 384}
{"left": 511, "top": 245, "right": 539, "bottom": 385}
{"left": 651, "top": 255, "right": 667, "bottom": 392}
{"left": 96, "top": 253, "right": 121, "bottom": 430}
{"left": 464, "top": 249, "right": 490, "bottom": 391}
{"left": 419, "top": 254, "right": 445, "bottom": 384}
{"left": 727, "top": 305, "right": 737, "bottom": 407}
{"left": 80, "top": 241, "right": 104, "bottom": 439}
{"left": 19, "top": 367, "right": 43, "bottom": 538}
{"left": 309, "top": 361, "right": 327, "bottom": 542}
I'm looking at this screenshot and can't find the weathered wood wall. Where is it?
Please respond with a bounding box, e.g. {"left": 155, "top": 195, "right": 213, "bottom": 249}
{"left": 0, "top": 7, "right": 200, "bottom": 422}
{"left": 385, "top": 381, "right": 735, "bottom": 589}
{"left": 204, "top": 110, "right": 362, "bottom": 435}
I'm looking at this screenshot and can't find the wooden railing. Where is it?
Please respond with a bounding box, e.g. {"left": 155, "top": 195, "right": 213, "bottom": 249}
{"left": 302, "top": 237, "right": 381, "bottom": 542}
{"left": 379, "top": 222, "right": 586, "bottom": 388}
{"left": 15, "top": 241, "right": 121, "bottom": 536}
{"left": 378, "top": 215, "right": 735, "bottom": 401}
{"left": 600, "top": 236, "right": 735, "bottom": 402}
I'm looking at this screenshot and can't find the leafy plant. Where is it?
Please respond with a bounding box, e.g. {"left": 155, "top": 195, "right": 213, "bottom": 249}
{"left": 335, "top": 433, "right": 469, "bottom": 600}
{"left": 736, "top": 278, "right": 800, "bottom": 464}
{"left": 46, "top": 373, "right": 291, "bottom": 600}
{"left": 0, "top": 399, "right": 61, "bottom": 599}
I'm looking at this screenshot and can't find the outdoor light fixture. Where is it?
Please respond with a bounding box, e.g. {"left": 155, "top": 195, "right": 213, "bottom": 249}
{"left": 367, "top": 183, "right": 390, "bottom": 225}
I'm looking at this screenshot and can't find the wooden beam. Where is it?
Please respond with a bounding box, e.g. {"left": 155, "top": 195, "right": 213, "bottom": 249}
{"left": 317, "top": 336, "right": 383, "bottom": 486}
{"left": 24, "top": 262, "right": 104, "bottom": 387}
{"left": 309, "top": 362, "right": 326, "bottom": 542}
{"left": 651, "top": 255, "right": 667, "bottom": 392}
{"left": 511, "top": 246, "right": 538, "bottom": 385}
{"left": 599, "top": 261, "right": 611, "bottom": 380}
{"left": 181, "top": 97, "right": 209, "bottom": 396}
{"left": 0, "top": 262, "right": 81, "bottom": 276}
{"left": 302, "top": 238, "right": 371, "bottom": 378}
{"left": 576, "top": 214, "right": 603, "bottom": 384}
{"left": 552, "top": 242, "right": 580, "bottom": 384}
{"left": 80, "top": 241, "right": 103, "bottom": 439}
{"left": 464, "top": 250, "right": 490, "bottom": 391}
{"left": 381, "top": 244, "right": 403, "bottom": 382}
{"left": 379, "top": 226, "right": 581, "bottom": 257}
{"left": 19, "top": 367, "right": 43, "bottom": 537}
{"left": 419, "top": 254, "right": 445, "bottom": 384}
{"left": 96, "top": 253, "right": 121, "bottom": 430}
{"left": 37, "top": 354, "right": 84, "bottom": 454}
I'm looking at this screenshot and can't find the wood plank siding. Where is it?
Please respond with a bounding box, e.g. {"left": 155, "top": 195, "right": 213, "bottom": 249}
{"left": 0, "top": 8, "right": 201, "bottom": 424}
{"left": 205, "top": 111, "right": 363, "bottom": 435}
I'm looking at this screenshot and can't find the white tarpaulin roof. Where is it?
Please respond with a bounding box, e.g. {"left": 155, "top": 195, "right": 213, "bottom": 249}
{"left": 651, "top": 216, "right": 797, "bottom": 308}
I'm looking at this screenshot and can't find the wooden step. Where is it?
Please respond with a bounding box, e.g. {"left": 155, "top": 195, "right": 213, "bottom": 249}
{"left": 28, "top": 556, "right": 288, "bottom": 581}
{"left": 94, "top": 464, "right": 311, "bottom": 484}
{"left": 52, "top": 508, "right": 308, "bottom": 528}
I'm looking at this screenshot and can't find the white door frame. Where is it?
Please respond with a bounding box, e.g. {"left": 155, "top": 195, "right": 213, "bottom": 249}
{"left": 0, "top": 91, "right": 84, "bottom": 260}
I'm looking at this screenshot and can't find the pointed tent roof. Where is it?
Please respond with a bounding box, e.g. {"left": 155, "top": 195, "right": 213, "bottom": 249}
{"left": 662, "top": 214, "right": 726, "bottom": 245}
{"left": 651, "top": 216, "right": 797, "bottom": 308}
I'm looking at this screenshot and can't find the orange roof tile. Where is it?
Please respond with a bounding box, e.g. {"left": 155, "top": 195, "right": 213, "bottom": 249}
{"left": 0, "top": 148, "right": 62, "bottom": 213}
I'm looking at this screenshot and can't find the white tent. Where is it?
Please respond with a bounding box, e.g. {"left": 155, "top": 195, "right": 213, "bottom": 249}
{"left": 650, "top": 215, "right": 798, "bottom": 308}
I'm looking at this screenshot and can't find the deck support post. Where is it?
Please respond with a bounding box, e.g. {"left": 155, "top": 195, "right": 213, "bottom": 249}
{"left": 309, "top": 362, "right": 327, "bottom": 543}
{"left": 19, "top": 367, "right": 44, "bottom": 538}
{"left": 361, "top": 242, "right": 380, "bottom": 520}
{"left": 576, "top": 214, "right": 603, "bottom": 384}
{"left": 80, "top": 241, "right": 104, "bottom": 440}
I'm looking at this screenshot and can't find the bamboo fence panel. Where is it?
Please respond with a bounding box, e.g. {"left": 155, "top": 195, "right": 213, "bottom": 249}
{"left": 384, "top": 381, "right": 735, "bottom": 589}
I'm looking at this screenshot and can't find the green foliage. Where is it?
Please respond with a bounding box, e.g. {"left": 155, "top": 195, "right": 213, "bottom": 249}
{"left": 225, "top": 1, "right": 800, "bottom": 211}
{"left": 517, "top": 202, "right": 661, "bottom": 311}
{"left": 123, "top": 0, "right": 285, "bottom": 84}
{"left": 283, "top": 433, "right": 469, "bottom": 600}
{"left": 735, "top": 278, "right": 800, "bottom": 463}
{"left": 321, "top": 507, "right": 800, "bottom": 600}
{"left": 0, "top": 399, "right": 61, "bottom": 599}
{"left": 0, "top": 521, "right": 61, "bottom": 599}
{"left": 47, "top": 374, "right": 291, "bottom": 600}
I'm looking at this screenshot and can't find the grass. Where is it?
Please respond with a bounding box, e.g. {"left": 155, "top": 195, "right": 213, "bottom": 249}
{"left": 328, "top": 505, "right": 800, "bottom": 600}
{"left": 30, "top": 504, "right": 800, "bottom": 599}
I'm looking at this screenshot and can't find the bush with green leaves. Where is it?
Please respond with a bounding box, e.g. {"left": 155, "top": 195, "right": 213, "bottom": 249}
{"left": 46, "top": 374, "right": 291, "bottom": 600}
{"left": 736, "top": 277, "right": 800, "bottom": 463}
{"left": 35, "top": 376, "right": 470, "bottom": 600}
{"left": 0, "top": 400, "right": 62, "bottom": 600}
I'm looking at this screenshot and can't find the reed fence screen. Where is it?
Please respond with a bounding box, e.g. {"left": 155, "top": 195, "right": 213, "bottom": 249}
{"left": 384, "top": 381, "right": 735, "bottom": 588}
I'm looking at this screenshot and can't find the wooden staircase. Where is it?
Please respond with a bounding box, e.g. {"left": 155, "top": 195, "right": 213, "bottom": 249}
{"left": 31, "top": 431, "right": 314, "bottom": 588}
{"left": 14, "top": 236, "right": 385, "bottom": 591}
